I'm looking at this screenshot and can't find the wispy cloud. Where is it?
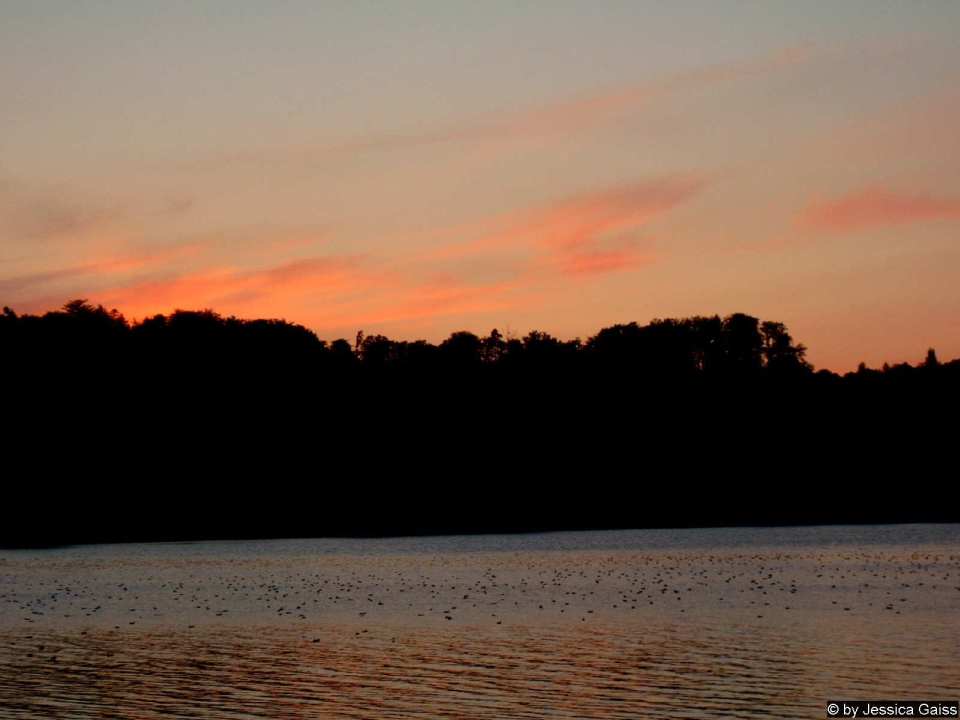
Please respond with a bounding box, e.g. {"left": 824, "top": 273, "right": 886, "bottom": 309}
{"left": 800, "top": 187, "right": 960, "bottom": 234}
{"left": 193, "top": 45, "right": 812, "bottom": 173}
{"left": 323, "top": 276, "right": 523, "bottom": 330}
{"left": 431, "top": 177, "right": 701, "bottom": 278}
{"left": 64, "top": 255, "right": 523, "bottom": 335}
{"left": 0, "top": 177, "right": 194, "bottom": 247}
{"left": 359, "top": 45, "right": 811, "bottom": 150}
{"left": 0, "top": 241, "right": 206, "bottom": 299}
{"left": 0, "top": 188, "right": 125, "bottom": 246}
{"left": 92, "top": 255, "right": 367, "bottom": 319}
{"left": 558, "top": 248, "right": 651, "bottom": 277}
{"left": 5, "top": 177, "right": 699, "bottom": 333}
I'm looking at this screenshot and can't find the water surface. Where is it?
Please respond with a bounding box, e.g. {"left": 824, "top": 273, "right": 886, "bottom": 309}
{"left": 2, "top": 524, "right": 958, "bottom": 718}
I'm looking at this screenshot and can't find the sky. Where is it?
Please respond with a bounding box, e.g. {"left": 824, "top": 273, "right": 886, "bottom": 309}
{"left": 2, "top": 1, "right": 959, "bottom": 371}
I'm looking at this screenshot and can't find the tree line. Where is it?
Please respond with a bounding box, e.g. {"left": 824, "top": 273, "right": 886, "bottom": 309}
{"left": 1, "top": 299, "right": 956, "bottom": 546}
{"left": 0, "top": 299, "right": 824, "bottom": 373}
{"left": 2, "top": 298, "right": 954, "bottom": 385}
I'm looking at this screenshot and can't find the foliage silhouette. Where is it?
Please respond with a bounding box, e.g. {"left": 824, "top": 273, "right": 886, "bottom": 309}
{"left": 0, "top": 300, "right": 956, "bottom": 546}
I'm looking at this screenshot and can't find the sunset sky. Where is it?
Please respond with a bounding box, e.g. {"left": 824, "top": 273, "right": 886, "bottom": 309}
{"left": 2, "top": 1, "right": 959, "bottom": 371}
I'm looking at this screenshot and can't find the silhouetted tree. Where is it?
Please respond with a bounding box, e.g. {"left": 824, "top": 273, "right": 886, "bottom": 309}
{"left": 721, "top": 313, "right": 763, "bottom": 374}
{"left": 440, "top": 331, "right": 482, "bottom": 368}
{"left": 760, "top": 320, "right": 810, "bottom": 374}
{"left": 358, "top": 334, "right": 393, "bottom": 368}
{"left": 686, "top": 315, "right": 724, "bottom": 373}
{"left": 481, "top": 329, "right": 506, "bottom": 364}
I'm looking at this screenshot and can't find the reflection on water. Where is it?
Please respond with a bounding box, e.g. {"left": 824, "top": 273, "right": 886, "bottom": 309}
{"left": 1, "top": 525, "right": 958, "bottom": 718}
{"left": 2, "top": 619, "right": 957, "bottom": 719}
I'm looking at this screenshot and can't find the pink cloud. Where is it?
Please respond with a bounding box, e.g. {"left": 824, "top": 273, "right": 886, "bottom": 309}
{"left": 559, "top": 248, "right": 654, "bottom": 277}
{"left": 5, "top": 178, "right": 699, "bottom": 336}
{"left": 0, "top": 241, "right": 206, "bottom": 299}
{"left": 93, "top": 255, "right": 367, "bottom": 319}
{"left": 49, "top": 253, "right": 517, "bottom": 335}
{"left": 800, "top": 187, "right": 960, "bottom": 234}
{"left": 327, "top": 276, "right": 522, "bottom": 329}
{"left": 431, "top": 177, "right": 701, "bottom": 279}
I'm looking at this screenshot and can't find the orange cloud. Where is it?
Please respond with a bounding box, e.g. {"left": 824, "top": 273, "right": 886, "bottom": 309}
{"left": 431, "top": 177, "right": 700, "bottom": 278}
{"left": 0, "top": 241, "right": 206, "bottom": 299}
{"left": 3, "top": 175, "right": 700, "bottom": 342}
{"left": 5, "top": 178, "right": 697, "bottom": 335}
{"left": 94, "top": 256, "right": 367, "bottom": 319}
{"left": 800, "top": 187, "right": 960, "bottom": 234}
{"left": 559, "top": 248, "right": 653, "bottom": 277}
{"left": 324, "top": 276, "right": 523, "bottom": 329}
{"left": 69, "top": 257, "right": 526, "bottom": 339}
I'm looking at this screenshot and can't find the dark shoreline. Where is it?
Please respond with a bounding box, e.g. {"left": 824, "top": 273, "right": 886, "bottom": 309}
{"left": 4, "top": 303, "right": 956, "bottom": 551}
{"left": 4, "top": 516, "right": 957, "bottom": 550}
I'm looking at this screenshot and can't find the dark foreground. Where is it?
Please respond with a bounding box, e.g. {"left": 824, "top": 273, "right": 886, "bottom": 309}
{"left": 2, "top": 302, "right": 956, "bottom": 547}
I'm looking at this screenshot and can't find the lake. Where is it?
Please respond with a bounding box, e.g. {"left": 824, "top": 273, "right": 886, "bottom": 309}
{"left": 2, "top": 524, "right": 958, "bottom": 718}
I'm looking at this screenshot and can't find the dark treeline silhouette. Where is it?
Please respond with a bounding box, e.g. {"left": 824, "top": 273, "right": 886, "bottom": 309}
{"left": 1, "top": 300, "right": 956, "bottom": 547}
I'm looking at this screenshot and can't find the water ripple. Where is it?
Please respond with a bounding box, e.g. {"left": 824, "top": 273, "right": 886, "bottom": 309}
{"left": 2, "top": 617, "right": 957, "bottom": 719}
